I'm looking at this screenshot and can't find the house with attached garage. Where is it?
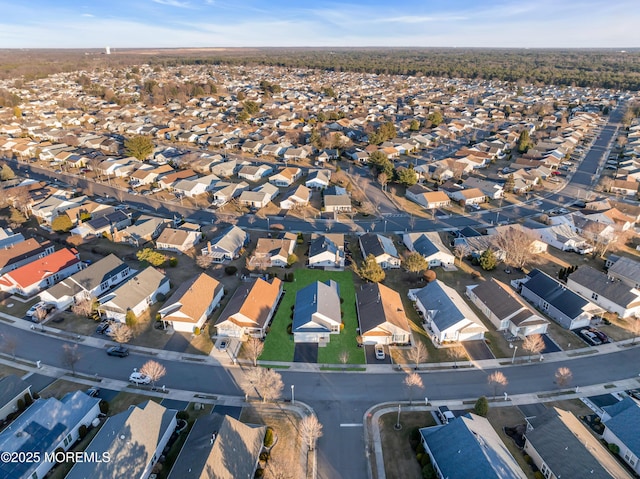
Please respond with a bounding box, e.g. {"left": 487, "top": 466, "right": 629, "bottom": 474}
{"left": 409, "top": 280, "right": 487, "bottom": 343}
{"left": 159, "top": 272, "right": 223, "bottom": 333}
{"left": 524, "top": 407, "right": 633, "bottom": 479}
{"left": 0, "top": 247, "right": 82, "bottom": 296}
{"left": 606, "top": 255, "right": 640, "bottom": 289}
{"left": 214, "top": 277, "right": 282, "bottom": 339}
{"left": 211, "top": 181, "right": 250, "bottom": 206}
{"left": 566, "top": 266, "right": 640, "bottom": 318}
{"left": 0, "top": 391, "right": 101, "bottom": 479}
{"left": 359, "top": 233, "right": 401, "bottom": 269}
{"left": 466, "top": 278, "right": 549, "bottom": 338}
{"left": 443, "top": 186, "right": 486, "bottom": 206}
{"left": 601, "top": 397, "right": 640, "bottom": 475}
{"left": 168, "top": 413, "right": 266, "bottom": 479}
{"left": 30, "top": 190, "right": 88, "bottom": 225}
{"left": 308, "top": 234, "right": 345, "bottom": 269}
{"left": 420, "top": 413, "right": 527, "bottom": 479}
{"left": 356, "top": 282, "right": 411, "bottom": 345}
{"left": 403, "top": 232, "right": 454, "bottom": 268}
{"left": 268, "top": 167, "right": 302, "bottom": 187}
{"left": 405, "top": 184, "right": 451, "bottom": 209}
{"left": 66, "top": 401, "right": 177, "bottom": 479}
{"left": 201, "top": 225, "right": 249, "bottom": 262}
{"left": 0, "top": 375, "right": 32, "bottom": 423}
{"left": 237, "top": 164, "right": 273, "bottom": 182}
{"left": 323, "top": 187, "right": 352, "bottom": 213}
{"left": 248, "top": 234, "right": 296, "bottom": 269}
{"left": 518, "top": 269, "right": 597, "bottom": 330}
{"left": 155, "top": 227, "right": 202, "bottom": 254}
{"left": 70, "top": 208, "right": 133, "bottom": 238}
{"left": 238, "top": 182, "right": 279, "bottom": 208}
{"left": 0, "top": 238, "right": 55, "bottom": 275}
{"left": 279, "top": 184, "right": 312, "bottom": 209}
{"left": 292, "top": 280, "right": 342, "bottom": 344}
{"left": 98, "top": 267, "right": 170, "bottom": 323}
{"left": 305, "top": 169, "right": 331, "bottom": 189}
{"left": 39, "top": 254, "right": 133, "bottom": 310}
{"left": 114, "top": 215, "right": 171, "bottom": 247}
{"left": 172, "top": 174, "right": 220, "bottom": 198}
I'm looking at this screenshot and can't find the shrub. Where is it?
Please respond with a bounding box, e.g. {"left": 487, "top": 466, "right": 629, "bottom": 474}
{"left": 286, "top": 323, "right": 293, "bottom": 335}
{"left": 421, "top": 454, "right": 430, "bottom": 467}
{"left": 169, "top": 257, "right": 178, "bottom": 267}
{"left": 99, "top": 399, "right": 109, "bottom": 414}
{"left": 176, "top": 410, "right": 190, "bottom": 421}
{"left": 534, "top": 472, "right": 544, "bottom": 479}
{"left": 524, "top": 454, "right": 532, "bottom": 465}
{"left": 78, "top": 424, "right": 88, "bottom": 439}
{"left": 416, "top": 453, "right": 423, "bottom": 463}
{"left": 254, "top": 468, "right": 264, "bottom": 478}
{"left": 125, "top": 310, "right": 137, "bottom": 327}
{"left": 422, "top": 464, "right": 436, "bottom": 479}
{"left": 225, "top": 265, "right": 237, "bottom": 275}
{"left": 264, "top": 427, "right": 274, "bottom": 448}
{"left": 423, "top": 270, "right": 436, "bottom": 282}
{"left": 415, "top": 443, "right": 425, "bottom": 455}
{"left": 17, "top": 398, "right": 25, "bottom": 411}
{"left": 296, "top": 233, "right": 304, "bottom": 244}
{"left": 193, "top": 326, "right": 201, "bottom": 336}
{"left": 474, "top": 396, "right": 489, "bottom": 417}
{"left": 24, "top": 393, "right": 33, "bottom": 407}
{"left": 608, "top": 443, "right": 620, "bottom": 454}
{"left": 259, "top": 451, "right": 270, "bottom": 462}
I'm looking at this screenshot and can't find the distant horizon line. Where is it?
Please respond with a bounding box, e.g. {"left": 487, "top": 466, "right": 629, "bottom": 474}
{"left": 2, "top": 46, "right": 639, "bottom": 51}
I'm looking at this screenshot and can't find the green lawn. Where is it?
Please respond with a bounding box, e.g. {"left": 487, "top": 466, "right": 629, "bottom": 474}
{"left": 260, "top": 269, "right": 365, "bottom": 364}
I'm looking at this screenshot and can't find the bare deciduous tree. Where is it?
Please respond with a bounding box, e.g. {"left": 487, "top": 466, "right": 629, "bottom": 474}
{"left": 522, "top": 334, "right": 545, "bottom": 362}
{"left": 448, "top": 345, "right": 467, "bottom": 368}
{"left": 555, "top": 367, "right": 573, "bottom": 388}
{"left": 377, "top": 172, "right": 389, "bottom": 192}
{"left": 62, "top": 344, "right": 81, "bottom": 376}
{"left": 196, "top": 254, "right": 214, "bottom": 270}
{"left": 242, "top": 366, "right": 263, "bottom": 400}
{"left": 0, "top": 333, "right": 17, "bottom": 359}
{"left": 72, "top": 298, "right": 94, "bottom": 318}
{"left": 454, "top": 243, "right": 470, "bottom": 267}
{"left": 299, "top": 414, "right": 324, "bottom": 451}
{"left": 630, "top": 318, "right": 640, "bottom": 345}
{"left": 110, "top": 323, "right": 133, "bottom": 344}
{"left": 338, "top": 351, "right": 349, "bottom": 364}
{"left": 257, "top": 368, "right": 284, "bottom": 403}
{"left": 487, "top": 371, "right": 508, "bottom": 400}
{"left": 409, "top": 341, "right": 428, "bottom": 370}
{"left": 404, "top": 372, "right": 423, "bottom": 405}
{"left": 492, "top": 226, "right": 537, "bottom": 269}
{"left": 140, "top": 360, "right": 167, "bottom": 390}
{"left": 33, "top": 305, "right": 49, "bottom": 323}
{"left": 247, "top": 337, "right": 264, "bottom": 367}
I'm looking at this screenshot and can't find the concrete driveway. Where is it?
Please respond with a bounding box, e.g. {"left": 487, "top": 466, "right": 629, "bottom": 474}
{"left": 364, "top": 344, "right": 391, "bottom": 364}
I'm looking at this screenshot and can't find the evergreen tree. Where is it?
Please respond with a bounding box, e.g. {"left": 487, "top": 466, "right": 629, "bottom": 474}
{"left": 0, "top": 164, "right": 15, "bottom": 181}
{"left": 124, "top": 135, "right": 154, "bottom": 161}
{"left": 479, "top": 249, "right": 497, "bottom": 271}
{"left": 504, "top": 174, "right": 515, "bottom": 193}
{"left": 517, "top": 130, "right": 532, "bottom": 154}
{"left": 402, "top": 252, "right": 428, "bottom": 277}
{"left": 51, "top": 214, "right": 73, "bottom": 233}
{"left": 474, "top": 396, "right": 489, "bottom": 417}
{"left": 396, "top": 166, "right": 418, "bottom": 186}
{"left": 354, "top": 254, "right": 385, "bottom": 283}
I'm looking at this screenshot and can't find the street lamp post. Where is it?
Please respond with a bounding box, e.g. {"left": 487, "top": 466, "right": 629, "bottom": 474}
{"left": 394, "top": 404, "right": 402, "bottom": 430}
{"left": 291, "top": 384, "right": 295, "bottom": 404}
{"left": 511, "top": 345, "right": 518, "bottom": 364}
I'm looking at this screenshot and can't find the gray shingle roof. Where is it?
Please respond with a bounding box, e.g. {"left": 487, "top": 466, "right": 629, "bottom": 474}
{"left": 415, "top": 280, "right": 464, "bottom": 331}
{"left": 603, "top": 398, "right": 640, "bottom": 458}
{"left": 359, "top": 233, "right": 398, "bottom": 259}
{"left": 569, "top": 266, "right": 639, "bottom": 307}
{"left": 524, "top": 269, "right": 590, "bottom": 319}
{"left": 293, "top": 280, "right": 341, "bottom": 333}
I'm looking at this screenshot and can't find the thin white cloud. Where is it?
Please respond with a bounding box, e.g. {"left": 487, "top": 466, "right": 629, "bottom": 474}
{"left": 81, "top": 13, "right": 94, "bottom": 17}
{"left": 151, "top": 0, "right": 191, "bottom": 8}
{"left": 381, "top": 15, "right": 468, "bottom": 24}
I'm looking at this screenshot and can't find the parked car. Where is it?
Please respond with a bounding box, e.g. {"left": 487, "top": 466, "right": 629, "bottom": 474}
{"left": 375, "top": 344, "right": 385, "bottom": 360}
{"left": 26, "top": 301, "right": 47, "bottom": 317}
{"left": 106, "top": 346, "right": 130, "bottom": 357}
{"left": 26, "top": 302, "right": 56, "bottom": 320}
{"left": 589, "top": 328, "right": 608, "bottom": 343}
{"left": 85, "top": 387, "right": 100, "bottom": 398}
{"left": 580, "top": 329, "right": 602, "bottom": 346}
{"left": 437, "top": 406, "right": 456, "bottom": 424}
{"left": 129, "top": 372, "right": 151, "bottom": 385}
{"left": 96, "top": 322, "right": 111, "bottom": 334}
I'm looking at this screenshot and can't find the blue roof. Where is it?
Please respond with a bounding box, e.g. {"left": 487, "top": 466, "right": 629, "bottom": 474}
{"left": 415, "top": 281, "right": 464, "bottom": 331}
{"left": 0, "top": 391, "right": 99, "bottom": 479}
{"left": 524, "top": 269, "right": 590, "bottom": 319}
{"left": 603, "top": 398, "right": 640, "bottom": 457}
{"left": 420, "top": 413, "right": 526, "bottom": 479}
{"left": 412, "top": 234, "right": 439, "bottom": 258}
{"left": 293, "top": 280, "right": 341, "bottom": 333}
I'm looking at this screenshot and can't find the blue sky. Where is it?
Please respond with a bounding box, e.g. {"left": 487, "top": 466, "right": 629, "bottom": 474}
{"left": 0, "top": 0, "right": 637, "bottom": 49}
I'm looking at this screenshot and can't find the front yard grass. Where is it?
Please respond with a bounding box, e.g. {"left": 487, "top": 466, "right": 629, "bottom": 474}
{"left": 486, "top": 406, "right": 536, "bottom": 479}
{"left": 39, "top": 379, "right": 85, "bottom": 399}
{"left": 107, "top": 391, "right": 162, "bottom": 416}
{"left": 260, "top": 269, "right": 365, "bottom": 364}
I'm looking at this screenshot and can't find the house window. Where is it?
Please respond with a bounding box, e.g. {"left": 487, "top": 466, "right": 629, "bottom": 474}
{"left": 31, "top": 473, "right": 38, "bottom": 479}
{"left": 541, "top": 463, "right": 551, "bottom": 478}
{"left": 541, "top": 301, "right": 549, "bottom": 311}
{"left": 100, "top": 281, "right": 109, "bottom": 291}
{"left": 624, "top": 450, "right": 637, "bottom": 466}
{"left": 591, "top": 292, "right": 599, "bottom": 301}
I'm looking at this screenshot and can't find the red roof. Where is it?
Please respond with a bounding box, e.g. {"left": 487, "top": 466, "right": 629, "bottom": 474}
{"left": 0, "top": 248, "right": 80, "bottom": 289}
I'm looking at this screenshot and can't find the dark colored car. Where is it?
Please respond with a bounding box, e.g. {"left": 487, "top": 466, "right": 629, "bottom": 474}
{"left": 85, "top": 387, "right": 100, "bottom": 398}
{"left": 106, "top": 346, "right": 130, "bottom": 357}
{"left": 96, "top": 322, "right": 110, "bottom": 334}
{"left": 590, "top": 328, "right": 608, "bottom": 343}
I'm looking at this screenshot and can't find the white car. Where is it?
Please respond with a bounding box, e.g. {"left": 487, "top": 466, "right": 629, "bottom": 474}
{"left": 375, "top": 344, "right": 385, "bottom": 360}
{"left": 129, "top": 372, "right": 151, "bottom": 385}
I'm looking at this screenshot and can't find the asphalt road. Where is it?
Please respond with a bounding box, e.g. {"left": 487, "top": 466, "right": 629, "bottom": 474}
{"left": 2, "top": 321, "right": 640, "bottom": 479}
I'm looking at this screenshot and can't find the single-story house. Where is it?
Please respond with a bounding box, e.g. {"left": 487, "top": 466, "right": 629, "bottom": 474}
{"left": 519, "top": 269, "right": 596, "bottom": 330}
{"left": 211, "top": 181, "right": 250, "bottom": 206}
{"left": 237, "top": 164, "right": 273, "bottom": 182}
{"left": 305, "top": 169, "right": 331, "bottom": 189}
{"left": 444, "top": 187, "right": 486, "bottom": 205}
{"left": 280, "top": 185, "right": 312, "bottom": 209}
{"left": 356, "top": 282, "right": 411, "bottom": 345}
{"left": 420, "top": 413, "right": 527, "bottom": 479}
{"left": 269, "top": 167, "right": 302, "bottom": 187}
{"left": 0, "top": 248, "right": 82, "bottom": 297}
{"left": 567, "top": 266, "right": 640, "bottom": 318}
{"left": 238, "top": 183, "right": 279, "bottom": 208}
{"left": 114, "top": 215, "right": 171, "bottom": 247}
{"left": 410, "top": 280, "right": 487, "bottom": 343}
{"left": 70, "top": 209, "right": 133, "bottom": 238}
{"left": 0, "top": 391, "right": 101, "bottom": 479}
{"left": 248, "top": 234, "right": 296, "bottom": 269}
{"left": 359, "top": 233, "right": 401, "bottom": 269}
{"left": 155, "top": 227, "right": 202, "bottom": 253}
{"left": 308, "top": 234, "right": 345, "bottom": 269}
{"left": 602, "top": 398, "right": 640, "bottom": 475}
{"left": 0, "top": 238, "right": 55, "bottom": 275}
{"left": 323, "top": 192, "right": 352, "bottom": 213}
{"left": 66, "top": 401, "right": 177, "bottom": 479}
{"left": 0, "top": 375, "right": 32, "bottom": 422}
{"left": 201, "top": 226, "right": 249, "bottom": 262}
{"left": 405, "top": 184, "right": 451, "bottom": 209}
{"left": 98, "top": 267, "right": 170, "bottom": 322}
{"left": 159, "top": 272, "right": 224, "bottom": 333}
{"left": 168, "top": 413, "right": 266, "bottom": 479}
{"left": 466, "top": 278, "right": 549, "bottom": 338}
{"left": 40, "top": 254, "right": 133, "bottom": 310}
{"left": 532, "top": 224, "right": 593, "bottom": 255}
{"left": 607, "top": 255, "right": 640, "bottom": 289}
{"left": 215, "top": 277, "right": 282, "bottom": 338}
{"left": 293, "top": 280, "right": 342, "bottom": 344}
{"left": 403, "top": 232, "right": 454, "bottom": 268}
{"left": 524, "top": 407, "right": 633, "bottom": 479}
